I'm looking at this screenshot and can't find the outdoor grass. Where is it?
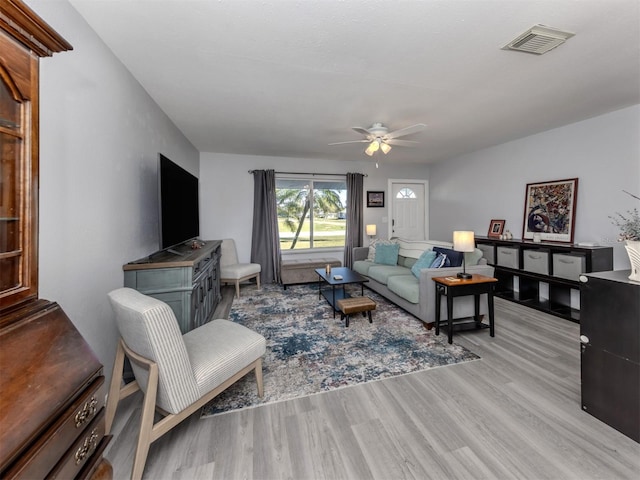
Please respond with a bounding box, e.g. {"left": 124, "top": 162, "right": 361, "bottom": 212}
{"left": 278, "top": 218, "right": 346, "bottom": 249}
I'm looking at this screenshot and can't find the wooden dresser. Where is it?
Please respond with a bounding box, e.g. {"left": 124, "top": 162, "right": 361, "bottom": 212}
{"left": 0, "top": 301, "right": 111, "bottom": 479}
{"left": 0, "top": 1, "right": 112, "bottom": 478}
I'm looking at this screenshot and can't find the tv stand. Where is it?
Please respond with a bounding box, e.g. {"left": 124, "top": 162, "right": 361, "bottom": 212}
{"left": 123, "top": 240, "right": 222, "bottom": 333}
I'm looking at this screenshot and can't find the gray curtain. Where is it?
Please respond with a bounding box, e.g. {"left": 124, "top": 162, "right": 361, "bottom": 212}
{"left": 251, "top": 170, "right": 281, "bottom": 283}
{"left": 344, "top": 173, "right": 364, "bottom": 268}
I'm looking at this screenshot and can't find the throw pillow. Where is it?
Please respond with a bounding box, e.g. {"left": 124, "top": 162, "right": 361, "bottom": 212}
{"left": 433, "top": 247, "right": 464, "bottom": 267}
{"left": 375, "top": 243, "right": 400, "bottom": 266}
{"left": 367, "top": 239, "right": 395, "bottom": 261}
{"left": 411, "top": 250, "right": 437, "bottom": 278}
{"left": 429, "top": 252, "right": 448, "bottom": 268}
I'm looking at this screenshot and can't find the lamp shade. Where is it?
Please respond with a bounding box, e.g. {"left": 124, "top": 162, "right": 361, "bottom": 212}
{"left": 380, "top": 142, "right": 392, "bottom": 154}
{"left": 453, "top": 231, "right": 475, "bottom": 252}
{"left": 366, "top": 224, "right": 377, "bottom": 236}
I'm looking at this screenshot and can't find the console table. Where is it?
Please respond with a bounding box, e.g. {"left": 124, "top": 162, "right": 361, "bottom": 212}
{"left": 475, "top": 237, "right": 613, "bottom": 322}
{"left": 123, "top": 240, "right": 222, "bottom": 333}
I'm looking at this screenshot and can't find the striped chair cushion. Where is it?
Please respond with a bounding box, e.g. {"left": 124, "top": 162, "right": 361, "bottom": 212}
{"left": 183, "top": 319, "right": 266, "bottom": 396}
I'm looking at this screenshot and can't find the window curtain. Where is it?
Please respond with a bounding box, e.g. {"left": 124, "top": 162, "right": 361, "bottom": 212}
{"left": 344, "top": 173, "right": 364, "bottom": 268}
{"left": 251, "top": 170, "right": 281, "bottom": 283}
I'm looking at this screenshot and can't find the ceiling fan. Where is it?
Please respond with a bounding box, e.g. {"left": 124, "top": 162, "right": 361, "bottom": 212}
{"left": 329, "top": 122, "right": 427, "bottom": 156}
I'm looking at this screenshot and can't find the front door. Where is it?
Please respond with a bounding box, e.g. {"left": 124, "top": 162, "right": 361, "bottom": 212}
{"left": 389, "top": 180, "right": 428, "bottom": 240}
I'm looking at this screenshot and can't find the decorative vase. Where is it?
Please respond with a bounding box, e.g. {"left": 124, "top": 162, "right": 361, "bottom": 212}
{"left": 625, "top": 240, "right": 640, "bottom": 282}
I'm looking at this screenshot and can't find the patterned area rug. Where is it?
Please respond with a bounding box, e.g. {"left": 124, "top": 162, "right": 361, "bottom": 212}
{"left": 201, "top": 283, "right": 479, "bottom": 417}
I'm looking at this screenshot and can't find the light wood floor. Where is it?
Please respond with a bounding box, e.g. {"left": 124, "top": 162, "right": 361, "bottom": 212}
{"left": 105, "top": 286, "right": 640, "bottom": 480}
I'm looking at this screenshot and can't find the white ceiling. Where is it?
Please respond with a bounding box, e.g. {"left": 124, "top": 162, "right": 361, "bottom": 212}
{"left": 68, "top": 0, "right": 640, "bottom": 165}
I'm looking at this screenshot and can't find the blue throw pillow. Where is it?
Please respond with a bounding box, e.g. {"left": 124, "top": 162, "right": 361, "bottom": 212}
{"left": 411, "top": 250, "right": 438, "bottom": 278}
{"left": 429, "top": 252, "right": 448, "bottom": 268}
{"left": 374, "top": 243, "right": 400, "bottom": 266}
{"left": 433, "top": 247, "right": 464, "bottom": 267}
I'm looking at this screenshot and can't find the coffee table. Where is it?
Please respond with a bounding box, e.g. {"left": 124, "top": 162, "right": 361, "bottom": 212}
{"left": 315, "top": 267, "right": 369, "bottom": 318}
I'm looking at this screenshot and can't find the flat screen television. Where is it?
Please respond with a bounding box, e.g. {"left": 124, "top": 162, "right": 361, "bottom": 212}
{"left": 158, "top": 154, "right": 200, "bottom": 250}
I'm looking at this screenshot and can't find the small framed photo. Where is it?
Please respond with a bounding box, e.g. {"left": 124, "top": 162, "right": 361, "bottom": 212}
{"left": 367, "top": 191, "right": 385, "bottom": 208}
{"left": 488, "top": 219, "right": 505, "bottom": 238}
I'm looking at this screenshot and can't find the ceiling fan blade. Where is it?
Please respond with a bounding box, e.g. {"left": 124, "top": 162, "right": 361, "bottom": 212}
{"left": 352, "top": 127, "right": 372, "bottom": 136}
{"left": 328, "top": 139, "right": 370, "bottom": 146}
{"left": 385, "top": 139, "right": 419, "bottom": 147}
{"left": 385, "top": 123, "right": 427, "bottom": 139}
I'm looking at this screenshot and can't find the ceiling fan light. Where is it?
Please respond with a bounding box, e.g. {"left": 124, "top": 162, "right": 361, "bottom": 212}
{"left": 364, "top": 140, "right": 379, "bottom": 156}
{"left": 380, "top": 142, "right": 391, "bottom": 154}
{"left": 364, "top": 144, "right": 376, "bottom": 156}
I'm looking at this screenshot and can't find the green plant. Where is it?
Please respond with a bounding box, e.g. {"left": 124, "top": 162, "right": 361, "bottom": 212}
{"left": 610, "top": 191, "right": 640, "bottom": 241}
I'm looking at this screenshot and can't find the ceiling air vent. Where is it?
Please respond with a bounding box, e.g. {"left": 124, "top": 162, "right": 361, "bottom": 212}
{"left": 503, "top": 24, "right": 575, "bottom": 55}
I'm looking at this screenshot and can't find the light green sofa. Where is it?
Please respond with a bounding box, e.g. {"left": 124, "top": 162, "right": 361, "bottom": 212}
{"left": 353, "top": 238, "right": 495, "bottom": 328}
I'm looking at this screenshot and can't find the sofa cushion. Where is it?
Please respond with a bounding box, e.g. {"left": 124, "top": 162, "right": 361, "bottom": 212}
{"left": 387, "top": 275, "right": 420, "bottom": 304}
{"left": 411, "top": 250, "right": 437, "bottom": 278}
{"left": 353, "top": 260, "right": 374, "bottom": 276}
{"left": 367, "top": 239, "right": 396, "bottom": 261}
{"left": 430, "top": 252, "right": 448, "bottom": 268}
{"left": 398, "top": 255, "right": 417, "bottom": 269}
{"left": 433, "top": 247, "right": 464, "bottom": 267}
{"left": 465, "top": 248, "right": 483, "bottom": 266}
{"left": 368, "top": 265, "right": 410, "bottom": 285}
{"left": 375, "top": 243, "right": 400, "bottom": 266}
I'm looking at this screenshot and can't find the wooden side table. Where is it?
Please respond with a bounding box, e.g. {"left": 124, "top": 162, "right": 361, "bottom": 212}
{"left": 432, "top": 274, "right": 498, "bottom": 344}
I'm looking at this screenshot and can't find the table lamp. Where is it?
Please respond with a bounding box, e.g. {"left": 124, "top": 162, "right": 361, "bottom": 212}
{"left": 366, "top": 224, "right": 377, "bottom": 245}
{"left": 453, "top": 230, "right": 475, "bottom": 279}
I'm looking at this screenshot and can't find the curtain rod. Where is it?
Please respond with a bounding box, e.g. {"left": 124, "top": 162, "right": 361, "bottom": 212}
{"left": 248, "top": 170, "right": 367, "bottom": 177}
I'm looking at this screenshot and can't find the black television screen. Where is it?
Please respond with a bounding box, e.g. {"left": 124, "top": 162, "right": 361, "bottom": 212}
{"left": 158, "top": 154, "right": 200, "bottom": 250}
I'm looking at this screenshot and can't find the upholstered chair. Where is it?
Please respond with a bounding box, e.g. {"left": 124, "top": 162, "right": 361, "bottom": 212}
{"left": 220, "top": 238, "right": 261, "bottom": 298}
{"left": 105, "top": 287, "right": 266, "bottom": 480}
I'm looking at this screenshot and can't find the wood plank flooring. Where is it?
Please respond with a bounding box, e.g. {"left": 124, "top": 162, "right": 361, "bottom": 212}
{"left": 105, "top": 286, "right": 640, "bottom": 479}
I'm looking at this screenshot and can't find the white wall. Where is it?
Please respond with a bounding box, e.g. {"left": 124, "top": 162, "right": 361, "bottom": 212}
{"left": 199, "top": 153, "right": 430, "bottom": 262}
{"left": 29, "top": 0, "right": 199, "bottom": 380}
{"left": 429, "top": 105, "right": 640, "bottom": 270}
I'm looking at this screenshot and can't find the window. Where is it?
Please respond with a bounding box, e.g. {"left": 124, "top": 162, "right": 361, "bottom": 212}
{"left": 276, "top": 176, "right": 347, "bottom": 250}
{"left": 396, "top": 187, "right": 416, "bottom": 199}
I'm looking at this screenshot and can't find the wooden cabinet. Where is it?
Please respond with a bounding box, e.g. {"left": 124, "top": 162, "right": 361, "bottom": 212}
{"left": 476, "top": 236, "right": 613, "bottom": 322}
{"left": 124, "top": 240, "right": 222, "bottom": 333}
{"left": 0, "top": 2, "right": 111, "bottom": 478}
{"left": 579, "top": 270, "right": 639, "bottom": 442}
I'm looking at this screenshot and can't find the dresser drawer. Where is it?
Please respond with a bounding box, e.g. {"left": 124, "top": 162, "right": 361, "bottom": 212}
{"left": 553, "top": 253, "right": 586, "bottom": 281}
{"left": 2, "top": 376, "right": 105, "bottom": 479}
{"left": 523, "top": 250, "right": 549, "bottom": 275}
{"left": 48, "top": 409, "right": 106, "bottom": 479}
{"left": 497, "top": 247, "right": 519, "bottom": 269}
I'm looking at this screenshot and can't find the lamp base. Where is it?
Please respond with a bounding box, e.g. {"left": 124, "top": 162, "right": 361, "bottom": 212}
{"left": 457, "top": 272, "right": 472, "bottom": 279}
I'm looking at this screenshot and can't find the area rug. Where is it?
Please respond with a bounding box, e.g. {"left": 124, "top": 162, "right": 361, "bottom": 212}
{"left": 201, "top": 283, "right": 479, "bottom": 417}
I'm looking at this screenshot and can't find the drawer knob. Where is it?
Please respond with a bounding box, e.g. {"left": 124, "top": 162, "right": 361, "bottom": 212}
{"left": 580, "top": 335, "right": 590, "bottom": 344}
{"left": 75, "top": 395, "right": 98, "bottom": 428}
{"left": 74, "top": 428, "right": 99, "bottom": 465}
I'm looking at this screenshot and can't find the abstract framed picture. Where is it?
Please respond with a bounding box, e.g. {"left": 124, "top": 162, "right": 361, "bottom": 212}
{"left": 522, "top": 178, "right": 578, "bottom": 243}
{"left": 367, "top": 191, "right": 385, "bottom": 208}
{"left": 487, "top": 219, "right": 505, "bottom": 238}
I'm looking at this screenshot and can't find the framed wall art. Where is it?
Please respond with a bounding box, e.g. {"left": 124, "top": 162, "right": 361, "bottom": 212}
{"left": 522, "top": 178, "right": 578, "bottom": 243}
{"left": 367, "top": 191, "right": 385, "bottom": 208}
{"left": 487, "top": 219, "right": 506, "bottom": 238}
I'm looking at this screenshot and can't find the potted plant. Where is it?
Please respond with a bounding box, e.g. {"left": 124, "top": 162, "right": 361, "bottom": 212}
{"left": 610, "top": 190, "right": 640, "bottom": 281}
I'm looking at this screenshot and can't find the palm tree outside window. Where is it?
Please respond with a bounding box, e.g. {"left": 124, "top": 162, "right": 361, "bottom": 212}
{"left": 276, "top": 176, "right": 347, "bottom": 250}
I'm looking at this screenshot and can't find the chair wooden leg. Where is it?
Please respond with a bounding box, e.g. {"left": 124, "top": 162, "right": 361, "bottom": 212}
{"left": 255, "top": 358, "right": 264, "bottom": 398}
{"left": 256, "top": 273, "right": 261, "bottom": 290}
{"left": 131, "top": 362, "right": 159, "bottom": 480}
{"left": 235, "top": 280, "right": 241, "bottom": 298}
{"left": 105, "top": 339, "right": 126, "bottom": 435}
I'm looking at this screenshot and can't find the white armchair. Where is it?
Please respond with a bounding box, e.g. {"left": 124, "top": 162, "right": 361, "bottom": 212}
{"left": 220, "top": 238, "right": 261, "bottom": 298}
{"left": 105, "top": 287, "right": 266, "bottom": 480}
